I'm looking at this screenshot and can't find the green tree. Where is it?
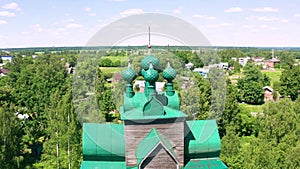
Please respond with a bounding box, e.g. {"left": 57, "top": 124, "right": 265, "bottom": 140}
{"left": 36, "top": 89, "right": 81, "bottom": 169}
{"left": 238, "top": 80, "right": 264, "bottom": 104}
{"left": 218, "top": 49, "right": 244, "bottom": 63}
{"left": 99, "top": 58, "right": 112, "bottom": 67}
{"left": 180, "top": 84, "right": 200, "bottom": 120}
{"left": 219, "top": 80, "right": 240, "bottom": 137}
{"left": 238, "top": 99, "right": 300, "bottom": 168}
{"left": 194, "top": 73, "right": 211, "bottom": 119}
{"left": 279, "top": 65, "right": 300, "bottom": 101}
{"left": 0, "top": 105, "right": 22, "bottom": 169}
{"left": 228, "top": 60, "right": 241, "bottom": 74}
{"left": 220, "top": 126, "right": 244, "bottom": 169}
{"left": 60, "top": 89, "right": 82, "bottom": 169}
{"left": 72, "top": 56, "right": 106, "bottom": 123}
{"left": 278, "top": 52, "right": 295, "bottom": 69}
{"left": 95, "top": 68, "right": 116, "bottom": 122}
{"left": 237, "top": 64, "right": 266, "bottom": 104}
{"left": 208, "top": 68, "right": 226, "bottom": 122}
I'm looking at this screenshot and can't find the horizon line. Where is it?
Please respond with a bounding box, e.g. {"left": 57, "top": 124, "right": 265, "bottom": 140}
{"left": 1, "top": 45, "right": 300, "bottom": 50}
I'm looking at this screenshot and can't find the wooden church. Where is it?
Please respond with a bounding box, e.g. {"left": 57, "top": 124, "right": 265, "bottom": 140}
{"left": 80, "top": 41, "right": 227, "bottom": 169}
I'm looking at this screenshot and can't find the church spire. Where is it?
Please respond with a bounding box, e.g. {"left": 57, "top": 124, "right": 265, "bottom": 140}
{"left": 147, "top": 26, "right": 151, "bottom": 54}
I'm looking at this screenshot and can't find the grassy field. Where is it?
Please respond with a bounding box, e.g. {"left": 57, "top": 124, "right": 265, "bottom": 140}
{"left": 230, "top": 69, "right": 282, "bottom": 86}
{"left": 239, "top": 103, "right": 263, "bottom": 113}
{"left": 261, "top": 70, "right": 282, "bottom": 86}
{"left": 100, "top": 67, "right": 124, "bottom": 74}
{"left": 101, "top": 55, "right": 128, "bottom": 62}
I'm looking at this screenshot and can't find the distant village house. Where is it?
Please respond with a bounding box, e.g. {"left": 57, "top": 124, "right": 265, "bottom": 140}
{"left": 264, "top": 58, "right": 280, "bottom": 69}
{"left": 263, "top": 86, "right": 274, "bottom": 102}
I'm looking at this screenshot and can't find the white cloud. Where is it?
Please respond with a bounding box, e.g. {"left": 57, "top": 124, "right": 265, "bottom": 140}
{"left": 294, "top": 13, "right": 300, "bottom": 17}
{"left": 257, "top": 16, "right": 280, "bottom": 21}
{"left": 205, "top": 23, "right": 232, "bottom": 28}
{"left": 88, "top": 13, "right": 96, "bottom": 17}
{"left": 84, "top": 7, "right": 91, "bottom": 12}
{"left": 192, "top": 14, "right": 216, "bottom": 20}
{"left": 224, "top": 7, "right": 242, "bottom": 13}
{"left": 120, "top": 9, "right": 144, "bottom": 17}
{"left": 31, "top": 24, "right": 43, "bottom": 32}
{"left": 173, "top": 8, "right": 181, "bottom": 14}
{"left": 259, "top": 25, "right": 279, "bottom": 31}
{"left": 259, "top": 25, "right": 268, "bottom": 29}
{"left": 2, "top": 2, "right": 20, "bottom": 10}
{"left": 63, "top": 19, "right": 75, "bottom": 23}
{"left": 242, "top": 25, "right": 256, "bottom": 29}
{"left": 21, "top": 31, "right": 30, "bottom": 35}
{"left": 0, "top": 11, "right": 16, "bottom": 17}
{"left": 252, "top": 7, "right": 278, "bottom": 12}
{"left": 246, "top": 16, "right": 288, "bottom": 23}
{"left": 0, "top": 20, "right": 7, "bottom": 25}
{"left": 53, "top": 19, "right": 75, "bottom": 25}
{"left": 56, "top": 28, "right": 67, "bottom": 33}
{"left": 65, "top": 23, "right": 83, "bottom": 29}
{"left": 109, "top": 0, "right": 126, "bottom": 1}
{"left": 242, "top": 24, "right": 279, "bottom": 32}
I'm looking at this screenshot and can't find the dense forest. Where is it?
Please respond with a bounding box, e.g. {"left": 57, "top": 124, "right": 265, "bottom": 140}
{"left": 0, "top": 47, "right": 299, "bottom": 168}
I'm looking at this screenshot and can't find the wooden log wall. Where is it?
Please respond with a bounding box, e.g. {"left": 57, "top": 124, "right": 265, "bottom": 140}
{"left": 124, "top": 118, "right": 184, "bottom": 168}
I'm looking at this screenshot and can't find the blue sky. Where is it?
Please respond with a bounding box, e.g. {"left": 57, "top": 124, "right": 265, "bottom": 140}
{"left": 0, "top": 0, "right": 300, "bottom": 48}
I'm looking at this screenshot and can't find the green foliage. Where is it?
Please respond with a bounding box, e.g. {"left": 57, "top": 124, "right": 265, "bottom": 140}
{"left": 95, "top": 68, "right": 117, "bottom": 122}
{"left": 173, "top": 50, "right": 204, "bottom": 67}
{"left": 0, "top": 51, "right": 83, "bottom": 168}
{"left": 228, "top": 60, "right": 242, "bottom": 75}
{"left": 207, "top": 68, "right": 226, "bottom": 122}
{"left": 0, "top": 105, "right": 22, "bottom": 169}
{"left": 218, "top": 49, "right": 244, "bottom": 62}
{"left": 220, "top": 126, "right": 244, "bottom": 169}
{"left": 99, "top": 57, "right": 125, "bottom": 67}
{"left": 238, "top": 80, "right": 264, "bottom": 104}
{"left": 99, "top": 58, "right": 113, "bottom": 67}
{"left": 221, "top": 98, "right": 300, "bottom": 169}
{"left": 260, "top": 99, "right": 298, "bottom": 144}
{"left": 237, "top": 64, "right": 267, "bottom": 104}
{"left": 279, "top": 65, "right": 300, "bottom": 101}
{"left": 7, "top": 55, "right": 68, "bottom": 112}
{"left": 278, "top": 52, "right": 295, "bottom": 69}
{"left": 236, "top": 107, "right": 258, "bottom": 137}
{"left": 194, "top": 73, "right": 211, "bottom": 119}
{"left": 180, "top": 83, "right": 200, "bottom": 120}
{"left": 219, "top": 80, "right": 240, "bottom": 137}
{"left": 36, "top": 88, "right": 81, "bottom": 169}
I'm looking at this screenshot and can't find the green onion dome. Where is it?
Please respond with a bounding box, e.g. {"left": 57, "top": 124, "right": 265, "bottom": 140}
{"left": 163, "top": 59, "right": 176, "bottom": 82}
{"left": 122, "top": 60, "right": 137, "bottom": 84}
{"left": 143, "top": 60, "right": 159, "bottom": 84}
{"left": 141, "top": 54, "right": 159, "bottom": 70}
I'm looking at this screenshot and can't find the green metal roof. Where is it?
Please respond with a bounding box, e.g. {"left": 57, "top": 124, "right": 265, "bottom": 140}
{"left": 136, "top": 128, "right": 178, "bottom": 165}
{"left": 184, "top": 158, "right": 228, "bottom": 169}
{"left": 82, "top": 123, "right": 125, "bottom": 161}
{"left": 141, "top": 54, "right": 159, "bottom": 70}
{"left": 80, "top": 161, "right": 126, "bottom": 169}
{"left": 121, "top": 92, "right": 186, "bottom": 120}
{"left": 122, "top": 66, "right": 137, "bottom": 84}
{"left": 163, "top": 61, "right": 176, "bottom": 82}
{"left": 185, "top": 120, "right": 221, "bottom": 158}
